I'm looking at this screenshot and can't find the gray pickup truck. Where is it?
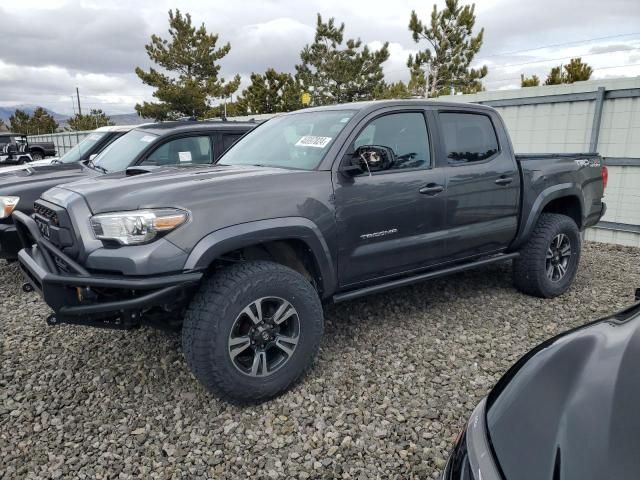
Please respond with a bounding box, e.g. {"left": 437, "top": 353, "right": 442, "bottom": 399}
{"left": 15, "top": 100, "right": 607, "bottom": 403}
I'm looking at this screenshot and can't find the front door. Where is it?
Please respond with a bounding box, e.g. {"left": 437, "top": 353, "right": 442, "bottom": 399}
{"left": 334, "top": 110, "right": 447, "bottom": 287}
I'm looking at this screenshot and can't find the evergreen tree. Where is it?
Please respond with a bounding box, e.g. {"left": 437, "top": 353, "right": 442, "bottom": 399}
{"left": 135, "top": 9, "right": 240, "bottom": 120}
{"left": 237, "top": 69, "right": 302, "bottom": 114}
{"left": 375, "top": 81, "right": 413, "bottom": 99}
{"left": 295, "top": 14, "right": 389, "bottom": 106}
{"left": 29, "top": 107, "right": 58, "bottom": 133}
{"left": 544, "top": 58, "right": 593, "bottom": 86}
{"left": 544, "top": 66, "right": 564, "bottom": 85}
{"left": 563, "top": 57, "right": 593, "bottom": 83}
{"left": 521, "top": 74, "right": 540, "bottom": 87}
{"left": 8, "top": 109, "right": 32, "bottom": 134}
{"left": 407, "top": 0, "right": 487, "bottom": 97}
{"left": 67, "top": 109, "right": 113, "bottom": 131}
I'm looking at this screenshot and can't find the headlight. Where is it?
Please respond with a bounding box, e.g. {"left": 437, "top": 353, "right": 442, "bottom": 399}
{"left": 0, "top": 196, "right": 19, "bottom": 219}
{"left": 90, "top": 208, "right": 188, "bottom": 245}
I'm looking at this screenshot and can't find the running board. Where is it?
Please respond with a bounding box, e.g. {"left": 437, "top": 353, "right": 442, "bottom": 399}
{"left": 332, "top": 252, "right": 519, "bottom": 303}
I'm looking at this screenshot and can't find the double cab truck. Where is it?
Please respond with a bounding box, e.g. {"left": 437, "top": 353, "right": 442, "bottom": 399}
{"left": 0, "top": 121, "right": 254, "bottom": 259}
{"left": 15, "top": 100, "right": 607, "bottom": 404}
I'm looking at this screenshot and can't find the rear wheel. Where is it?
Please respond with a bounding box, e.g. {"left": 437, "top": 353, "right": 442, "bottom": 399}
{"left": 30, "top": 151, "right": 43, "bottom": 161}
{"left": 513, "top": 213, "right": 581, "bottom": 298}
{"left": 182, "top": 261, "right": 323, "bottom": 404}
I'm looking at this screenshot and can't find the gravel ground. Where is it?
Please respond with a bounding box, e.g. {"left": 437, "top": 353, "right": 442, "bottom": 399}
{"left": 1, "top": 242, "right": 639, "bottom": 479}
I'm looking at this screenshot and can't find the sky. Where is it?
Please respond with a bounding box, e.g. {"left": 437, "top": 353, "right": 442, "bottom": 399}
{"left": 2, "top": 0, "right": 640, "bottom": 116}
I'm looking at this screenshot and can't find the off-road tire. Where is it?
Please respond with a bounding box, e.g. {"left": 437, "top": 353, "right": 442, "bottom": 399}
{"left": 30, "top": 151, "right": 43, "bottom": 161}
{"left": 182, "top": 261, "right": 323, "bottom": 404}
{"left": 513, "top": 213, "right": 581, "bottom": 298}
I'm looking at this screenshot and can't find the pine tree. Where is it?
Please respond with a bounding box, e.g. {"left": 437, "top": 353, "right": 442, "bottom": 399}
{"left": 135, "top": 9, "right": 240, "bottom": 120}
{"left": 407, "top": 0, "right": 487, "bottom": 97}
{"left": 521, "top": 74, "right": 540, "bottom": 87}
{"left": 237, "top": 69, "right": 302, "bottom": 114}
{"left": 295, "top": 14, "right": 390, "bottom": 106}
{"left": 67, "top": 109, "right": 113, "bottom": 131}
{"left": 544, "top": 66, "right": 564, "bottom": 85}
{"left": 29, "top": 107, "right": 58, "bottom": 133}
{"left": 563, "top": 57, "right": 593, "bottom": 83}
{"left": 375, "top": 81, "right": 413, "bottom": 99}
{"left": 8, "top": 110, "right": 32, "bottom": 134}
{"left": 543, "top": 58, "right": 593, "bottom": 86}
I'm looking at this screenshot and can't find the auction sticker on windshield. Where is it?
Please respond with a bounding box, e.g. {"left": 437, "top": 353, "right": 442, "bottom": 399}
{"left": 296, "top": 136, "right": 332, "bottom": 148}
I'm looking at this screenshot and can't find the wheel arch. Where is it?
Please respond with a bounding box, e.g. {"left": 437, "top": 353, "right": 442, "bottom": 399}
{"left": 183, "top": 217, "right": 337, "bottom": 298}
{"left": 512, "top": 183, "right": 585, "bottom": 250}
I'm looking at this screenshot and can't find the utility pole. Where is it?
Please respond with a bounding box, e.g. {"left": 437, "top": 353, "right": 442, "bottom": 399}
{"left": 76, "top": 87, "right": 82, "bottom": 116}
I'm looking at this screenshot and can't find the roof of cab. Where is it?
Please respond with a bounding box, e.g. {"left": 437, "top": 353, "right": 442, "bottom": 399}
{"left": 136, "top": 120, "right": 257, "bottom": 135}
{"left": 294, "top": 99, "right": 496, "bottom": 114}
{"left": 95, "top": 125, "right": 145, "bottom": 133}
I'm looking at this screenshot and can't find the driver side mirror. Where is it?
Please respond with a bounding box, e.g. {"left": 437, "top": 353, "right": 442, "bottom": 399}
{"left": 341, "top": 145, "right": 396, "bottom": 176}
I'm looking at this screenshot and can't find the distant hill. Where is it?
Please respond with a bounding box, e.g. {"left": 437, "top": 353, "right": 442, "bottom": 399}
{"left": 0, "top": 105, "right": 149, "bottom": 129}
{"left": 0, "top": 105, "right": 68, "bottom": 124}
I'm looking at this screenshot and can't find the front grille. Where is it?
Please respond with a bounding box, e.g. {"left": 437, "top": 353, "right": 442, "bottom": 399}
{"left": 33, "top": 202, "right": 59, "bottom": 226}
{"left": 32, "top": 200, "right": 78, "bottom": 259}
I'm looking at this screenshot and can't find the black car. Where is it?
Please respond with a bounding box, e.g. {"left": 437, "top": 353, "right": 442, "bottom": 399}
{"left": 0, "top": 133, "right": 56, "bottom": 161}
{"left": 0, "top": 121, "right": 254, "bottom": 259}
{"left": 16, "top": 100, "right": 606, "bottom": 403}
{"left": 444, "top": 289, "right": 640, "bottom": 480}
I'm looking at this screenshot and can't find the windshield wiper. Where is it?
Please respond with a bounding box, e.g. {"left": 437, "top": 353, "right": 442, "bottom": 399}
{"left": 87, "top": 159, "right": 108, "bottom": 174}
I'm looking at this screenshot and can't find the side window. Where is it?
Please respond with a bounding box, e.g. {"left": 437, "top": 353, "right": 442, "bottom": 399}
{"left": 222, "top": 133, "right": 243, "bottom": 153}
{"left": 145, "top": 135, "right": 212, "bottom": 166}
{"left": 352, "top": 112, "right": 430, "bottom": 171}
{"left": 440, "top": 113, "right": 499, "bottom": 164}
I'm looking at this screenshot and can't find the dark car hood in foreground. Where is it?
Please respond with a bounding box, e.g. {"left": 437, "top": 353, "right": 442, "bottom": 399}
{"left": 0, "top": 163, "right": 91, "bottom": 192}
{"left": 486, "top": 298, "right": 640, "bottom": 480}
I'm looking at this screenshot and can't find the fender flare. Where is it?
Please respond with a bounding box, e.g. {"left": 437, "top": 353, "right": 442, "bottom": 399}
{"left": 183, "top": 217, "right": 337, "bottom": 297}
{"left": 512, "top": 183, "right": 585, "bottom": 250}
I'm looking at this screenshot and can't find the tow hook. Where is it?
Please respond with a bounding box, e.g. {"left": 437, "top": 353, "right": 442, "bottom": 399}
{"left": 46, "top": 314, "right": 58, "bottom": 326}
{"left": 22, "top": 282, "right": 34, "bottom": 293}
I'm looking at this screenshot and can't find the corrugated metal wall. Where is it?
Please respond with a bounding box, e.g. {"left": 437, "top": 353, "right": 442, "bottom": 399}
{"left": 440, "top": 77, "right": 640, "bottom": 247}
{"left": 28, "top": 130, "right": 93, "bottom": 156}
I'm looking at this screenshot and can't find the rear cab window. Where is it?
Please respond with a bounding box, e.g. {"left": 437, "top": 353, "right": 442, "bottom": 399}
{"left": 144, "top": 135, "right": 213, "bottom": 166}
{"left": 439, "top": 112, "right": 499, "bottom": 164}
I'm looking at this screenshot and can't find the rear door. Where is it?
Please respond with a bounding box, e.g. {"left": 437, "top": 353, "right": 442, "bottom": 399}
{"left": 437, "top": 110, "right": 520, "bottom": 260}
{"left": 334, "top": 109, "right": 447, "bottom": 287}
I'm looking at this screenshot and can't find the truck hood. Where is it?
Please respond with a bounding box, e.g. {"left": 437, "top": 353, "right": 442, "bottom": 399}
{"left": 0, "top": 163, "right": 95, "bottom": 193}
{"left": 53, "top": 164, "right": 307, "bottom": 214}
{"left": 486, "top": 298, "right": 640, "bottom": 480}
{"left": 0, "top": 158, "right": 57, "bottom": 173}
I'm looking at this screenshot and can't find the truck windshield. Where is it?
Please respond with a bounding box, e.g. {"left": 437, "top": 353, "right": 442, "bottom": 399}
{"left": 59, "top": 132, "right": 109, "bottom": 164}
{"left": 218, "top": 110, "right": 356, "bottom": 170}
{"left": 93, "top": 130, "right": 158, "bottom": 173}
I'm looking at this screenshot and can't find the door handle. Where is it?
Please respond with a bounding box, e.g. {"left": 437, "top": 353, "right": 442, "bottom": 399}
{"left": 419, "top": 183, "right": 444, "bottom": 195}
{"left": 495, "top": 176, "right": 514, "bottom": 186}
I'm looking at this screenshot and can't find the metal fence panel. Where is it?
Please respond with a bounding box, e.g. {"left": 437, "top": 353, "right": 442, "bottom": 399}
{"left": 439, "top": 76, "right": 640, "bottom": 246}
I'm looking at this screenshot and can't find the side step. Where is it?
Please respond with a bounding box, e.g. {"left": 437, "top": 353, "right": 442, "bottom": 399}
{"left": 332, "top": 252, "right": 519, "bottom": 303}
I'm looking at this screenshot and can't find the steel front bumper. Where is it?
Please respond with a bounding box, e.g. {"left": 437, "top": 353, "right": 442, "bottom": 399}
{"left": 13, "top": 210, "right": 202, "bottom": 328}
{"left": 0, "top": 222, "right": 20, "bottom": 259}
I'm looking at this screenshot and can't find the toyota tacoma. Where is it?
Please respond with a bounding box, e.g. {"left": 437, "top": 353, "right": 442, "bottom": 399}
{"left": 15, "top": 100, "right": 607, "bottom": 403}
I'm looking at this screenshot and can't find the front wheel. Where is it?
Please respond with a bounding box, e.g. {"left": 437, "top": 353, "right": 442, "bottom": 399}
{"left": 182, "top": 261, "right": 324, "bottom": 404}
{"left": 513, "top": 213, "right": 581, "bottom": 298}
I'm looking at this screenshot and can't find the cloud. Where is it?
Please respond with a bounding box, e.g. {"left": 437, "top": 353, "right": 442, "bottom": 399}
{"left": 2, "top": 0, "right": 640, "bottom": 114}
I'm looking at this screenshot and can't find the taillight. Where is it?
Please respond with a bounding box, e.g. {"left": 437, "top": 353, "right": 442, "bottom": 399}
{"left": 601, "top": 166, "right": 608, "bottom": 191}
